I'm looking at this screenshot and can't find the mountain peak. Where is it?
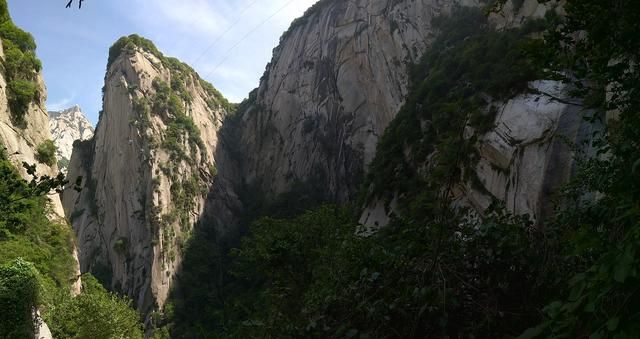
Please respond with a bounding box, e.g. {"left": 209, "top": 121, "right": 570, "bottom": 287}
{"left": 48, "top": 105, "right": 94, "bottom": 172}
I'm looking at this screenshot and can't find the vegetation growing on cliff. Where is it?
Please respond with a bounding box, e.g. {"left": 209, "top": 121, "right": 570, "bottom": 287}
{"left": 35, "top": 140, "right": 57, "bottom": 166}
{"left": 0, "top": 0, "right": 42, "bottom": 125}
{"left": 45, "top": 274, "right": 143, "bottom": 339}
{"left": 366, "top": 6, "right": 547, "bottom": 204}
{"left": 0, "top": 145, "right": 144, "bottom": 337}
{"left": 108, "top": 34, "right": 234, "bottom": 112}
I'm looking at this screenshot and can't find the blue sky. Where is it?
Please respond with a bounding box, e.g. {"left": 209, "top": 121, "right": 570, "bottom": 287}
{"left": 7, "top": 0, "right": 319, "bottom": 125}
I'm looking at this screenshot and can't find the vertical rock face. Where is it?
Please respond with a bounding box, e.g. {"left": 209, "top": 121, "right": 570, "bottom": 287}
{"left": 49, "top": 105, "right": 94, "bottom": 173}
{"left": 234, "top": 0, "right": 480, "bottom": 204}
{"left": 0, "top": 42, "right": 60, "bottom": 184}
{"left": 221, "top": 0, "right": 570, "bottom": 227}
{"left": 63, "top": 36, "right": 230, "bottom": 312}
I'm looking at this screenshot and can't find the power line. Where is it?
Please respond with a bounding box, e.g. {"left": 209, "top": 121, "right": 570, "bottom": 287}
{"left": 202, "top": 0, "right": 297, "bottom": 80}
{"left": 191, "top": 0, "right": 260, "bottom": 67}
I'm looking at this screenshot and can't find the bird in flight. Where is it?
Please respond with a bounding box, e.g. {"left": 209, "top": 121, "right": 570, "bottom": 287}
{"left": 65, "top": 0, "right": 84, "bottom": 9}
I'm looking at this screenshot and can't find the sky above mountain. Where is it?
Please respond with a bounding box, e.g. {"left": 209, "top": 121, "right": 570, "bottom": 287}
{"left": 8, "top": 0, "right": 319, "bottom": 125}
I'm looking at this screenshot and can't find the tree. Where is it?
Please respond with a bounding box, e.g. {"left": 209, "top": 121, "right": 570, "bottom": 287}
{"left": 45, "top": 274, "right": 143, "bottom": 339}
{"left": 35, "top": 140, "right": 57, "bottom": 166}
{"left": 0, "top": 259, "right": 40, "bottom": 338}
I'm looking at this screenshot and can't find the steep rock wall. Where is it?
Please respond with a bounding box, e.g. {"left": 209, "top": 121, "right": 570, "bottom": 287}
{"left": 234, "top": 0, "right": 483, "bottom": 204}
{"left": 63, "top": 39, "right": 229, "bottom": 312}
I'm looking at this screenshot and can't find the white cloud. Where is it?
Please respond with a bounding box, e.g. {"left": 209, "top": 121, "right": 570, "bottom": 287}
{"left": 47, "top": 94, "right": 76, "bottom": 112}
{"left": 117, "top": 0, "right": 320, "bottom": 102}
{"left": 130, "top": 0, "right": 230, "bottom": 37}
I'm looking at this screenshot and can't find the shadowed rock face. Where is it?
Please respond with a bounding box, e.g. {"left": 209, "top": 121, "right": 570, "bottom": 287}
{"left": 63, "top": 43, "right": 229, "bottom": 312}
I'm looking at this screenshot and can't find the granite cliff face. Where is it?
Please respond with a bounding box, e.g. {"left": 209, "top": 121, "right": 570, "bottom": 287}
{"left": 49, "top": 105, "right": 94, "bottom": 172}
{"left": 234, "top": 0, "right": 469, "bottom": 204}
{"left": 0, "top": 44, "right": 60, "bottom": 188}
{"left": 63, "top": 36, "right": 230, "bottom": 312}
{"left": 216, "top": 0, "right": 568, "bottom": 222}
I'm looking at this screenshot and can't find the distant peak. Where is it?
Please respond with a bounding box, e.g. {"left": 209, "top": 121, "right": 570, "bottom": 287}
{"left": 49, "top": 104, "right": 83, "bottom": 116}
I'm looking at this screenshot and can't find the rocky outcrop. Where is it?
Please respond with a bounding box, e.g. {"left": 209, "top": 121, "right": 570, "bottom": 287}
{"left": 49, "top": 105, "right": 94, "bottom": 173}
{"left": 63, "top": 36, "right": 230, "bottom": 312}
{"left": 462, "top": 80, "right": 597, "bottom": 220}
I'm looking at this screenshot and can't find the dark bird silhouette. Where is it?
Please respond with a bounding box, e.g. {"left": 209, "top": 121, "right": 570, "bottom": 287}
{"left": 65, "top": 0, "right": 84, "bottom": 9}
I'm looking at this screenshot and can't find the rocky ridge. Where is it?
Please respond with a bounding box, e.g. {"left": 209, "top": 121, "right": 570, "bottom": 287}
{"left": 63, "top": 36, "right": 231, "bottom": 313}
{"left": 49, "top": 105, "right": 94, "bottom": 172}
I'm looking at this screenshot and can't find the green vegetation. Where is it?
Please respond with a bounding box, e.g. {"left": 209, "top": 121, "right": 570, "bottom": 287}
{"left": 35, "top": 140, "right": 57, "bottom": 166}
{"left": 0, "top": 147, "right": 70, "bottom": 336}
{"left": 516, "top": 0, "right": 640, "bottom": 337}
{"left": 0, "top": 143, "right": 144, "bottom": 337}
{"left": 107, "top": 34, "right": 162, "bottom": 70}
{"left": 108, "top": 34, "right": 234, "bottom": 113}
{"left": 57, "top": 157, "right": 70, "bottom": 170}
{"left": 0, "top": 0, "right": 42, "bottom": 125}
{"left": 45, "top": 274, "right": 143, "bottom": 339}
{"left": 0, "top": 149, "right": 72, "bottom": 292}
{"left": 0, "top": 259, "right": 40, "bottom": 338}
{"left": 366, "top": 6, "right": 545, "bottom": 204}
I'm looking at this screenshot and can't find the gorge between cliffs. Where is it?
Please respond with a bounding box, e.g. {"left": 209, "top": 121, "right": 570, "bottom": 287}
{"left": 2, "top": 0, "right": 639, "bottom": 338}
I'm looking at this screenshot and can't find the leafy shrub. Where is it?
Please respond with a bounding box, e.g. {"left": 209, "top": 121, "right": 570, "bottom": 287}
{"left": 0, "top": 151, "right": 72, "bottom": 287}
{"left": 0, "top": 3, "right": 42, "bottom": 124}
{"left": 45, "top": 274, "right": 143, "bottom": 339}
{"left": 7, "top": 79, "right": 38, "bottom": 119}
{"left": 517, "top": 0, "right": 640, "bottom": 337}
{"left": 0, "top": 259, "right": 40, "bottom": 338}
{"left": 35, "top": 140, "right": 57, "bottom": 166}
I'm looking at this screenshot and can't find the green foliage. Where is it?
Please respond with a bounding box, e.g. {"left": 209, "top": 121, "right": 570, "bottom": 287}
{"left": 35, "top": 140, "right": 57, "bottom": 166}
{"left": 45, "top": 274, "right": 143, "bottom": 339}
{"left": 0, "top": 151, "right": 73, "bottom": 289}
{"left": 107, "top": 34, "right": 162, "bottom": 70}
{"left": 366, "top": 7, "right": 543, "bottom": 204}
{"left": 216, "top": 204, "right": 549, "bottom": 338}
{"left": 108, "top": 34, "right": 235, "bottom": 114}
{"left": 57, "top": 157, "right": 70, "bottom": 170}
{"left": 199, "top": 79, "right": 236, "bottom": 113}
{"left": 0, "top": 259, "right": 40, "bottom": 338}
{"left": 0, "top": 147, "right": 75, "bottom": 337}
{"left": 0, "top": 3, "right": 42, "bottom": 124}
{"left": 165, "top": 2, "right": 640, "bottom": 338}
{"left": 516, "top": 0, "right": 640, "bottom": 337}
{"left": 7, "top": 80, "right": 38, "bottom": 121}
